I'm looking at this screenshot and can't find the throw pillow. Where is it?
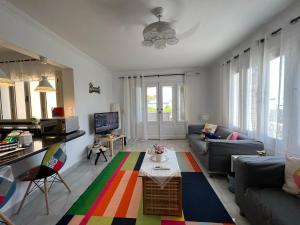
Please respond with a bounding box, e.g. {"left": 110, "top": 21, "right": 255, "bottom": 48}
{"left": 283, "top": 155, "right": 300, "bottom": 196}
{"left": 230, "top": 132, "right": 239, "bottom": 140}
{"left": 205, "top": 133, "right": 219, "bottom": 139}
{"left": 204, "top": 123, "right": 218, "bottom": 134}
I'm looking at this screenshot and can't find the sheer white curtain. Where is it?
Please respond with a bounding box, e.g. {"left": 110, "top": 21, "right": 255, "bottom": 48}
{"left": 122, "top": 76, "right": 147, "bottom": 141}
{"left": 222, "top": 22, "right": 300, "bottom": 156}
{"left": 278, "top": 23, "right": 300, "bottom": 156}
{"left": 228, "top": 57, "right": 240, "bottom": 129}
{"left": 220, "top": 63, "right": 230, "bottom": 127}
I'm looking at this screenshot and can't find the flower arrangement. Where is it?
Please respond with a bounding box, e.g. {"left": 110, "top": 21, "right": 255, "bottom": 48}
{"left": 153, "top": 144, "right": 165, "bottom": 154}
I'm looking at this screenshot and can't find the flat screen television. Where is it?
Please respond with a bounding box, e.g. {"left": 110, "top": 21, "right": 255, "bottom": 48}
{"left": 94, "top": 112, "right": 119, "bottom": 135}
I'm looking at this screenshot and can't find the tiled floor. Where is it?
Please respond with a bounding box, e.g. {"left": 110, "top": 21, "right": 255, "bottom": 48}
{"left": 9, "top": 139, "right": 250, "bottom": 225}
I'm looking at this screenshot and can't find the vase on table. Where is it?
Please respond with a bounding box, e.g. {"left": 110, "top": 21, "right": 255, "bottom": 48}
{"left": 156, "top": 153, "right": 163, "bottom": 162}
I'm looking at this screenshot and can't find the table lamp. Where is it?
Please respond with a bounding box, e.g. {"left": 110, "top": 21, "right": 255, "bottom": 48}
{"left": 200, "top": 114, "right": 209, "bottom": 124}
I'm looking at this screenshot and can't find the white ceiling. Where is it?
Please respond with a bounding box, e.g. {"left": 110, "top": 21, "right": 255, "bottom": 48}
{"left": 7, "top": 0, "right": 295, "bottom": 71}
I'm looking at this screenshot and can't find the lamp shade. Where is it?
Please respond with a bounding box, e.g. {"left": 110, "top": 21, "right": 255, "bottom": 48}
{"left": 200, "top": 114, "right": 210, "bottom": 122}
{"left": 0, "top": 68, "right": 14, "bottom": 87}
{"left": 35, "top": 76, "right": 55, "bottom": 92}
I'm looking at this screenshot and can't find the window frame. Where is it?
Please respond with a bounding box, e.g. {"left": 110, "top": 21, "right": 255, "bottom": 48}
{"left": 0, "top": 76, "right": 60, "bottom": 121}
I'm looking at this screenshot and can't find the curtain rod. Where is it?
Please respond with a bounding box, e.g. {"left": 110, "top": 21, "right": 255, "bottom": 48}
{"left": 118, "top": 73, "right": 185, "bottom": 79}
{"left": 222, "top": 15, "right": 300, "bottom": 66}
{"left": 0, "top": 58, "right": 38, "bottom": 64}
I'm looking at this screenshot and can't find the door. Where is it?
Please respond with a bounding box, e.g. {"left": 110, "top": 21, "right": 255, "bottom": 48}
{"left": 145, "top": 79, "right": 186, "bottom": 139}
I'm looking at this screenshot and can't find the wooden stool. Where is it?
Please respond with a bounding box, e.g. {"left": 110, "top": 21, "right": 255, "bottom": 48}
{"left": 87, "top": 144, "right": 108, "bottom": 165}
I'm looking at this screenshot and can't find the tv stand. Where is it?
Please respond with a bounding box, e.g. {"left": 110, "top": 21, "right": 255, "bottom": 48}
{"left": 95, "top": 134, "right": 125, "bottom": 157}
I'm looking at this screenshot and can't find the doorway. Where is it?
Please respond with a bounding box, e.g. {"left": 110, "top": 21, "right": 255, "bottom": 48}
{"left": 145, "top": 76, "right": 186, "bottom": 139}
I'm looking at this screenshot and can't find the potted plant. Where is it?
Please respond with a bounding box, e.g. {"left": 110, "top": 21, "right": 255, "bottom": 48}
{"left": 153, "top": 144, "right": 165, "bottom": 162}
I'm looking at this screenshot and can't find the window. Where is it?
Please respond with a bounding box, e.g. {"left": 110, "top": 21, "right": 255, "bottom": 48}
{"left": 177, "top": 85, "right": 185, "bottom": 121}
{"left": 232, "top": 73, "right": 240, "bottom": 127}
{"left": 0, "top": 77, "right": 58, "bottom": 121}
{"left": 267, "top": 57, "right": 284, "bottom": 139}
{"left": 29, "top": 81, "right": 42, "bottom": 119}
{"left": 162, "top": 86, "right": 173, "bottom": 121}
{"left": 146, "top": 87, "right": 157, "bottom": 122}
{"left": 0, "top": 86, "right": 12, "bottom": 119}
{"left": 14, "top": 81, "right": 27, "bottom": 119}
{"left": 246, "top": 68, "right": 257, "bottom": 132}
{"left": 46, "top": 79, "right": 57, "bottom": 118}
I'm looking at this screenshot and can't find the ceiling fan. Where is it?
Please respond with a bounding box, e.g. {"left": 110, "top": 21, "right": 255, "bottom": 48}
{"left": 142, "top": 7, "right": 179, "bottom": 49}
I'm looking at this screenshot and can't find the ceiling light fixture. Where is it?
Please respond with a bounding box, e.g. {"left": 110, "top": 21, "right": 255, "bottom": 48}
{"left": 35, "top": 76, "right": 55, "bottom": 92}
{"left": 142, "top": 7, "right": 179, "bottom": 49}
{"left": 0, "top": 67, "right": 14, "bottom": 87}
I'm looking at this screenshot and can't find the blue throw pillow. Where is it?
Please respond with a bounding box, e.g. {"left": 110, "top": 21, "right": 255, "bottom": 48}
{"left": 205, "top": 133, "right": 220, "bottom": 139}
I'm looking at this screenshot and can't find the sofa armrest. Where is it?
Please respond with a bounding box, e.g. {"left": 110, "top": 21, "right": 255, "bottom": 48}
{"left": 235, "top": 156, "right": 285, "bottom": 205}
{"left": 207, "top": 139, "right": 264, "bottom": 156}
{"left": 188, "top": 124, "right": 204, "bottom": 135}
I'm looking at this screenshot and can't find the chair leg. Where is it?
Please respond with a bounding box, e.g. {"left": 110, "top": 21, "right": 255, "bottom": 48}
{"left": 101, "top": 151, "right": 108, "bottom": 162}
{"left": 57, "top": 172, "right": 71, "bottom": 192}
{"left": 94, "top": 153, "right": 100, "bottom": 165}
{"left": 17, "top": 180, "right": 33, "bottom": 214}
{"left": 44, "top": 178, "right": 49, "bottom": 215}
{"left": 0, "top": 211, "right": 15, "bottom": 225}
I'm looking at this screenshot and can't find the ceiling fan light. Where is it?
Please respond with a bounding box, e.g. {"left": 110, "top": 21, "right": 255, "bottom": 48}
{"left": 142, "top": 7, "right": 179, "bottom": 49}
{"left": 142, "top": 40, "right": 153, "bottom": 47}
{"left": 167, "top": 37, "right": 179, "bottom": 45}
{"left": 35, "top": 76, "right": 55, "bottom": 92}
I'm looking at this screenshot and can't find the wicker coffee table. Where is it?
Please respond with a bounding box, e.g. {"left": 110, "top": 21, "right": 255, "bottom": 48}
{"left": 139, "top": 151, "right": 182, "bottom": 216}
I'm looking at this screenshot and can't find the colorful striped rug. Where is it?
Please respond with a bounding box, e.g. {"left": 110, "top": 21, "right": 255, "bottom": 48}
{"left": 56, "top": 152, "right": 234, "bottom": 225}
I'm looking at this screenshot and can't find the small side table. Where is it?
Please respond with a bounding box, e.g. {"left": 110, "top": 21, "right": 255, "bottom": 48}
{"left": 95, "top": 134, "right": 126, "bottom": 157}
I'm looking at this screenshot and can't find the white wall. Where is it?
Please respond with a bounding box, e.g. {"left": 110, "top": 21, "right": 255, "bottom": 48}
{"left": 0, "top": 0, "right": 113, "bottom": 211}
{"left": 112, "top": 67, "right": 210, "bottom": 126}
{"left": 208, "top": 0, "right": 300, "bottom": 124}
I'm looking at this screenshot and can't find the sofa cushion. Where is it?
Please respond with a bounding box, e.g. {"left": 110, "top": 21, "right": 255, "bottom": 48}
{"left": 214, "top": 126, "right": 232, "bottom": 139}
{"left": 283, "top": 155, "right": 300, "bottom": 196}
{"left": 188, "top": 134, "right": 207, "bottom": 155}
{"left": 245, "top": 187, "right": 300, "bottom": 225}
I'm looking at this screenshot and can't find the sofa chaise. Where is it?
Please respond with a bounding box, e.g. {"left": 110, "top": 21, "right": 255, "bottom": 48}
{"left": 188, "top": 124, "right": 264, "bottom": 175}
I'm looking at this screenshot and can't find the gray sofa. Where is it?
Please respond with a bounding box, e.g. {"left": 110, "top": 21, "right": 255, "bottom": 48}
{"left": 235, "top": 156, "right": 300, "bottom": 225}
{"left": 188, "top": 124, "right": 264, "bottom": 174}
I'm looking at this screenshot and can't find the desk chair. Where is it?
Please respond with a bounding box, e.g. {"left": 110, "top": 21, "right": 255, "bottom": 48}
{"left": 0, "top": 166, "right": 16, "bottom": 225}
{"left": 17, "top": 143, "right": 70, "bottom": 215}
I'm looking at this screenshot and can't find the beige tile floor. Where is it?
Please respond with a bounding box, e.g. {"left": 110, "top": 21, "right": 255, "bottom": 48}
{"left": 9, "top": 139, "right": 250, "bottom": 225}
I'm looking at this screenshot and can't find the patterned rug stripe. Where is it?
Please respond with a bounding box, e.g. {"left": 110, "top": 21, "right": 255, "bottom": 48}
{"left": 67, "top": 152, "right": 128, "bottom": 215}
{"left": 56, "top": 151, "right": 234, "bottom": 225}
{"left": 176, "top": 152, "right": 195, "bottom": 172}
{"left": 93, "top": 170, "right": 126, "bottom": 216}
{"left": 185, "top": 152, "right": 201, "bottom": 172}
{"left": 103, "top": 171, "right": 134, "bottom": 217}
{"left": 133, "top": 152, "right": 145, "bottom": 171}
{"left": 115, "top": 171, "right": 139, "bottom": 217}
{"left": 176, "top": 152, "right": 192, "bottom": 172}
{"left": 79, "top": 152, "right": 130, "bottom": 225}
{"left": 87, "top": 216, "right": 113, "bottom": 225}
{"left": 121, "top": 152, "right": 141, "bottom": 171}
{"left": 125, "top": 177, "right": 142, "bottom": 218}
{"left": 135, "top": 199, "right": 160, "bottom": 225}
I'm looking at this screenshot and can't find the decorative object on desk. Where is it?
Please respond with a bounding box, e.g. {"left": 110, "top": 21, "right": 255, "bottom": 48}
{"left": 200, "top": 114, "right": 209, "bottom": 124}
{"left": 89, "top": 82, "right": 100, "bottom": 94}
{"left": 18, "top": 131, "right": 33, "bottom": 147}
{"left": 52, "top": 107, "right": 64, "bottom": 117}
{"left": 257, "top": 150, "right": 266, "bottom": 156}
{"left": 35, "top": 76, "right": 56, "bottom": 92}
{"left": 148, "top": 144, "right": 166, "bottom": 162}
{"left": 0, "top": 166, "right": 16, "bottom": 225}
